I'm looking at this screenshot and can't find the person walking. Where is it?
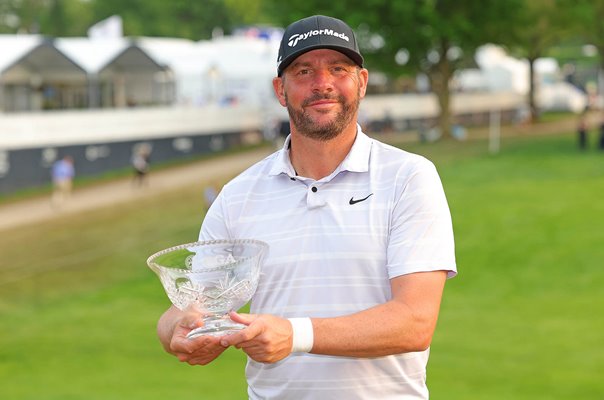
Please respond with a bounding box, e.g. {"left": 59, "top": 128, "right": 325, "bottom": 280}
{"left": 51, "top": 155, "right": 75, "bottom": 208}
{"left": 156, "top": 15, "right": 457, "bottom": 400}
{"left": 577, "top": 111, "right": 589, "bottom": 150}
{"left": 131, "top": 145, "right": 151, "bottom": 187}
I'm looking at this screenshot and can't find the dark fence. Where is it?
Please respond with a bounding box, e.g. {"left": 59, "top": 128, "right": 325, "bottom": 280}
{"left": 0, "top": 130, "right": 245, "bottom": 194}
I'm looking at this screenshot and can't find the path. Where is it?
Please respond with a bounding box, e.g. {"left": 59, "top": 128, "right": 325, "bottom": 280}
{"left": 0, "top": 147, "right": 272, "bottom": 232}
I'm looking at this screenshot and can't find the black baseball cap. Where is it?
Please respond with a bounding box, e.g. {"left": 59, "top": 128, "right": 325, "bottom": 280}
{"left": 277, "top": 15, "right": 364, "bottom": 76}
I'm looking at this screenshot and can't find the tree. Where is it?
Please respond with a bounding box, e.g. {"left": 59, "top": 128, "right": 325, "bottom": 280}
{"left": 0, "top": 0, "right": 266, "bottom": 39}
{"left": 508, "top": 0, "right": 570, "bottom": 122}
{"left": 1, "top": 0, "right": 100, "bottom": 36}
{"left": 40, "top": 0, "right": 95, "bottom": 36}
{"left": 361, "top": 0, "right": 525, "bottom": 137}
{"left": 224, "top": 0, "right": 265, "bottom": 26}
{"left": 89, "top": 0, "right": 245, "bottom": 39}
{"left": 557, "top": 0, "right": 604, "bottom": 103}
{"left": 0, "top": 0, "right": 46, "bottom": 33}
{"left": 262, "top": 0, "right": 524, "bottom": 138}
{"left": 0, "top": 0, "right": 20, "bottom": 33}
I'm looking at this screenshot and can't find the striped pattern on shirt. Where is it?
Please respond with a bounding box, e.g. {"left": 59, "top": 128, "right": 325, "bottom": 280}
{"left": 200, "top": 128, "right": 456, "bottom": 400}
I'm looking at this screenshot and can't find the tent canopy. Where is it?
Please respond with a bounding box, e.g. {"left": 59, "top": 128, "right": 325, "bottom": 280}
{"left": 0, "top": 35, "right": 86, "bottom": 83}
{"left": 54, "top": 37, "right": 166, "bottom": 75}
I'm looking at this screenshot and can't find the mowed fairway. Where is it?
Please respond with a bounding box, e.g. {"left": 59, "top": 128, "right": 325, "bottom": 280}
{"left": 1, "top": 131, "right": 603, "bottom": 399}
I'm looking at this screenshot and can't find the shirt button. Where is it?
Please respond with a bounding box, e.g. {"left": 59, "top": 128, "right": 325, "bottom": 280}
{"left": 311, "top": 186, "right": 318, "bottom": 192}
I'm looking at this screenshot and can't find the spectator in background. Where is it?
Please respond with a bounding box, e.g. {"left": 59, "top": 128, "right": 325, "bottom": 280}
{"left": 131, "top": 145, "right": 151, "bottom": 187}
{"left": 51, "top": 155, "right": 75, "bottom": 208}
{"left": 274, "top": 119, "right": 290, "bottom": 149}
{"left": 577, "top": 110, "right": 588, "bottom": 150}
{"left": 203, "top": 182, "right": 219, "bottom": 210}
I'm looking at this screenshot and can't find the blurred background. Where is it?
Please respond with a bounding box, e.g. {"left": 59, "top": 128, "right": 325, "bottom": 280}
{"left": 1, "top": 1, "right": 603, "bottom": 399}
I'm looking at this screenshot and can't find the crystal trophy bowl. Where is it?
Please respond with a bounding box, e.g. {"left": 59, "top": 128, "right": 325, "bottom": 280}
{"left": 147, "top": 239, "right": 268, "bottom": 339}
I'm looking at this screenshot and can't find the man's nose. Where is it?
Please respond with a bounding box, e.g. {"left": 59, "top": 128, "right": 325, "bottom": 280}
{"left": 311, "top": 69, "right": 334, "bottom": 91}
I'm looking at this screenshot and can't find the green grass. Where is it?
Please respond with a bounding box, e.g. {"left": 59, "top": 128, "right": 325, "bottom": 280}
{"left": 403, "top": 135, "right": 604, "bottom": 399}
{"left": 1, "top": 132, "right": 603, "bottom": 399}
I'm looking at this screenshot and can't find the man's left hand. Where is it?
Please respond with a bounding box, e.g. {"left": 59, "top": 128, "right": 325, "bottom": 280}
{"left": 220, "top": 312, "right": 293, "bottom": 363}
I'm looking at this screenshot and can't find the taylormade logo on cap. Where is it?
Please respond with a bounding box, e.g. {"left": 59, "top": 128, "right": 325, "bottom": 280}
{"left": 287, "top": 29, "right": 350, "bottom": 48}
{"left": 277, "top": 15, "right": 364, "bottom": 76}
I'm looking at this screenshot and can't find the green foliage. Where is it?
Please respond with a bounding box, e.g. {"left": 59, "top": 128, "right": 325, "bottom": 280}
{"left": 0, "top": 0, "right": 91, "bottom": 35}
{"left": 260, "top": 1, "right": 526, "bottom": 137}
{"left": 282, "top": 0, "right": 525, "bottom": 76}
{"left": 556, "top": 0, "right": 604, "bottom": 68}
{"left": 0, "top": 0, "right": 266, "bottom": 38}
{"left": 90, "top": 0, "right": 236, "bottom": 39}
{"left": 1, "top": 131, "right": 603, "bottom": 398}
{"left": 224, "top": 0, "right": 265, "bottom": 25}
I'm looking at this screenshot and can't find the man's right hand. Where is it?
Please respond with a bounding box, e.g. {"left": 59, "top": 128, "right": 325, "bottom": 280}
{"left": 158, "top": 306, "right": 228, "bottom": 366}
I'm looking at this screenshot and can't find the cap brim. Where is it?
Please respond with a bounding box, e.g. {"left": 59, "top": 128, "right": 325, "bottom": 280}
{"left": 278, "top": 45, "right": 364, "bottom": 76}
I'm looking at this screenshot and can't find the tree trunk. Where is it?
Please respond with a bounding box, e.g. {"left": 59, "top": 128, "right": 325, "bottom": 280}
{"left": 428, "top": 55, "right": 453, "bottom": 139}
{"left": 528, "top": 57, "right": 539, "bottom": 123}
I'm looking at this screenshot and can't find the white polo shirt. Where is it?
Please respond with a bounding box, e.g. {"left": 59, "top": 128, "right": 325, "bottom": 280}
{"left": 200, "top": 128, "right": 456, "bottom": 399}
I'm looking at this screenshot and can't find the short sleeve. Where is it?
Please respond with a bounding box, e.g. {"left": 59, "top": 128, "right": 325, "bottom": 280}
{"left": 199, "top": 191, "right": 231, "bottom": 241}
{"left": 387, "top": 159, "right": 457, "bottom": 279}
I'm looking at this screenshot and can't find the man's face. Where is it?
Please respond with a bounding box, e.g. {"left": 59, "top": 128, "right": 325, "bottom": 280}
{"left": 274, "top": 49, "right": 368, "bottom": 141}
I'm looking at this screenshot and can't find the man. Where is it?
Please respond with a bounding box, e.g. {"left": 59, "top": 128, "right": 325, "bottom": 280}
{"left": 157, "top": 15, "right": 457, "bottom": 399}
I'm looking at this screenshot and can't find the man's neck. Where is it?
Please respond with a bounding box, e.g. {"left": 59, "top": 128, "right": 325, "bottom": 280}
{"left": 289, "top": 124, "right": 358, "bottom": 180}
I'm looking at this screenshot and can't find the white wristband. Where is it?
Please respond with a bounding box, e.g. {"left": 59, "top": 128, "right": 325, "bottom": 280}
{"left": 288, "top": 317, "right": 314, "bottom": 353}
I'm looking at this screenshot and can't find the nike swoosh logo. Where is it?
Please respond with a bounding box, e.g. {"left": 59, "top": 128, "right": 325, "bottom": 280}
{"left": 349, "top": 193, "right": 373, "bottom": 205}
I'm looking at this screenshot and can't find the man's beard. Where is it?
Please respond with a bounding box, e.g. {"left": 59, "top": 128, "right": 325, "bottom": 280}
{"left": 285, "top": 89, "right": 360, "bottom": 141}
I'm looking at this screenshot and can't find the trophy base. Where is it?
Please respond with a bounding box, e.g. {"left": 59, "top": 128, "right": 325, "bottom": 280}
{"left": 186, "top": 316, "right": 246, "bottom": 339}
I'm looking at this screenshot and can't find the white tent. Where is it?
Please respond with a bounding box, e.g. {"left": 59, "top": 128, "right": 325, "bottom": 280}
{"left": 456, "top": 44, "right": 587, "bottom": 113}
{"left": 136, "top": 37, "right": 209, "bottom": 106}
{"left": 1, "top": 32, "right": 284, "bottom": 112}
{"left": 138, "top": 35, "right": 280, "bottom": 107}
{"left": 0, "top": 34, "right": 43, "bottom": 74}
{"left": 0, "top": 34, "right": 87, "bottom": 111}
{"left": 55, "top": 37, "right": 170, "bottom": 107}
{"left": 199, "top": 36, "right": 280, "bottom": 106}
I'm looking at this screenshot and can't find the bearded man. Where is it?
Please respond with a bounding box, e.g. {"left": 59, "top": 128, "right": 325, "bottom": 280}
{"left": 157, "top": 15, "right": 457, "bottom": 400}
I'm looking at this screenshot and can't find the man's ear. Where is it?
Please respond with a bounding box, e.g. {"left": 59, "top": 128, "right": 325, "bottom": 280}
{"left": 272, "top": 77, "right": 287, "bottom": 107}
{"left": 358, "top": 68, "right": 369, "bottom": 99}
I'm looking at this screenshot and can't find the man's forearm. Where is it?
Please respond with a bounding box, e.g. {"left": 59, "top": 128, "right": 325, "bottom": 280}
{"left": 311, "top": 300, "right": 433, "bottom": 357}
{"left": 310, "top": 271, "right": 447, "bottom": 358}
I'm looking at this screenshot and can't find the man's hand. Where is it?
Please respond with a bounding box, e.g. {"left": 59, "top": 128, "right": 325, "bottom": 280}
{"left": 158, "top": 306, "right": 228, "bottom": 366}
{"left": 219, "top": 312, "right": 294, "bottom": 363}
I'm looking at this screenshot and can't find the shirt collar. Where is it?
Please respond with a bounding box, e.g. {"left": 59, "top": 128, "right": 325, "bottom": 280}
{"left": 339, "top": 126, "right": 372, "bottom": 173}
{"left": 268, "top": 125, "right": 372, "bottom": 178}
{"left": 268, "top": 134, "right": 296, "bottom": 177}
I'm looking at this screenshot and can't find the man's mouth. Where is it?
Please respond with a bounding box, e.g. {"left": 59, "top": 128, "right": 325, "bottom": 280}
{"left": 303, "top": 95, "right": 340, "bottom": 108}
